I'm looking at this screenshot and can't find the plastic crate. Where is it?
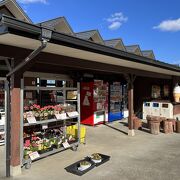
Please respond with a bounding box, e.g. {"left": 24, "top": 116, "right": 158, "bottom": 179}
{"left": 66, "top": 125, "right": 86, "bottom": 144}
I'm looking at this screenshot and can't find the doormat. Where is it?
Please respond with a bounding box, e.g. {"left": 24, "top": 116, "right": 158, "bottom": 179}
{"left": 65, "top": 153, "right": 110, "bottom": 176}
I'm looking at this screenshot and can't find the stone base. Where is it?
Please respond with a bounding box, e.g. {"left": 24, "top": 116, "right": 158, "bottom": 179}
{"left": 128, "top": 129, "right": 135, "bottom": 136}
{"left": 10, "top": 165, "right": 21, "bottom": 176}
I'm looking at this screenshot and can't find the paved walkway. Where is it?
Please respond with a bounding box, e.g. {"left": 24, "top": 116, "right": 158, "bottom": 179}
{"left": 1, "top": 120, "right": 180, "bottom": 180}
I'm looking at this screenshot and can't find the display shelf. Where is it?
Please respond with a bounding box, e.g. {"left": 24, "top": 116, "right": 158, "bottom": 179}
{"left": 110, "top": 100, "right": 121, "bottom": 102}
{"left": 32, "top": 142, "right": 78, "bottom": 161}
{"left": 24, "top": 115, "right": 79, "bottom": 127}
{"left": 22, "top": 77, "right": 81, "bottom": 168}
{"left": 24, "top": 86, "right": 77, "bottom": 91}
{"left": 65, "top": 88, "right": 77, "bottom": 90}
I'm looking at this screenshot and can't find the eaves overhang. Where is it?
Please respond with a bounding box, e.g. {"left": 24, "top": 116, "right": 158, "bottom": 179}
{"left": 0, "top": 14, "right": 180, "bottom": 76}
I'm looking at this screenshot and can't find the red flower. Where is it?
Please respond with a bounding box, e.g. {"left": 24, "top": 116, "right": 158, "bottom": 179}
{"left": 24, "top": 106, "right": 29, "bottom": 111}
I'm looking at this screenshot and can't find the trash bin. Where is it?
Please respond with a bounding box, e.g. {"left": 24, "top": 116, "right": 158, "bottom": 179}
{"left": 176, "top": 121, "right": 180, "bottom": 133}
{"left": 150, "top": 120, "right": 160, "bottom": 135}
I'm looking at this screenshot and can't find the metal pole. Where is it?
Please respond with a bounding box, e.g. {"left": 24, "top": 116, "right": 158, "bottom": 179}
{"left": 6, "top": 39, "right": 48, "bottom": 78}
{"left": 77, "top": 82, "right": 81, "bottom": 144}
{"left": 5, "top": 79, "right": 10, "bottom": 177}
{"left": 20, "top": 79, "right": 24, "bottom": 166}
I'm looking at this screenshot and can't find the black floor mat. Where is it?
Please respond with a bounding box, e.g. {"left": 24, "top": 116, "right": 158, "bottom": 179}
{"left": 65, "top": 154, "right": 110, "bottom": 176}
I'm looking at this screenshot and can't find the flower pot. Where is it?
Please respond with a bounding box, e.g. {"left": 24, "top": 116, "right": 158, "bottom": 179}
{"left": 176, "top": 121, "right": 180, "bottom": 133}
{"left": 24, "top": 154, "right": 30, "bottom": 160}
{"left": 39, "top": 116, "right": 44, "bottom": 121}
{"left": 133, "top": 118, "right": 142, "bottom": 130}
{"left": 44, "top": 116, "right": 48, "bottom": 120}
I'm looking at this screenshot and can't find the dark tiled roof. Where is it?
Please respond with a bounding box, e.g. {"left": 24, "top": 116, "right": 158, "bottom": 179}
{"left": 39, "top": 17, "right": 63, "bottom": 28}
{"left": 126, "top": 45, "right": 138, "bottom": 52}
{"left": 104, "top": 38, "right": 126, "bottom": 51}
{"left": 142, "top": 50, "right": 155, "bottom": 59}
{"left": 0, "top": 0, "right": 32, "bottom": 23}
{"left": 75, "top": 30, "right": 97, "bottom": 40}
{"left": 39, "top": 17, "right": 74, "bottom": 35}
{"left": 125, "top": 45, "right": 142, "bottom": 55}
{"left": 75, "top": 30, "right": 104, "bottom": 45}
{"left": 105, "top": 39, "right": 121, "bottom": 47}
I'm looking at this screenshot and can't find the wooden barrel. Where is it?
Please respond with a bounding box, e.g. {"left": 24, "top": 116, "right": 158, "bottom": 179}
{"left": 167, "top": 119, "right": 176, "bottom": 132}
{"left": 146, "top": 115, "right": 152, "bottom": 128}
{"left": 163, "top": 121, "right": 169, "bottom": 134}
{"left": 150, "top": 121, "right": 160, "bottom": 135}
{"left": 168, "top": 121, "right": 173, "bottom": 134}
{"left": 176, "top": 121, "right": 180, "bottom": 133}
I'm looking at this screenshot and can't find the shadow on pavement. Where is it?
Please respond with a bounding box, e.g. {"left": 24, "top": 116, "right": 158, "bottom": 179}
{"left": 104, "top": 123, "right": 128, "bottom": 135}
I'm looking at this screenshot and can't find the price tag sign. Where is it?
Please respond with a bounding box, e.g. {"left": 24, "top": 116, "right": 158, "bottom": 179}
{"left": 27, "top": 116, "right": 37, "bottom": 124}
{"left": 67, "top": 111, "right": 79, "bottom": 117}
{"left": 42, "top": 123, "right": 48, "bottom": 130}
{"left": 29, "top": 151, "right": 40, "bottom": 161}
{"left": 62, "top": 141, "right": 70, "bottom": 149}
{"left": 55, "top": 113, "right": 67, "bottom": 119}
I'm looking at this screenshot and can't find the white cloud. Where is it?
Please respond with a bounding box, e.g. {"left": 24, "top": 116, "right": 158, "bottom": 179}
{"left": 108, "top": 22, "right": 121, "bottom": 30}
{"left": 106, "top": 12, "right": 128, "bottom": 31}
{"left": 17, "top": 0, "right": 48, "bottom": 4}
{"left": 153, "top": 18, "right": 180, "bottom": 32}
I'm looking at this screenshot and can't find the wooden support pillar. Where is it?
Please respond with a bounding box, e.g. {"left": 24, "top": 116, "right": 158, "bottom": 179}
{"left": 125, "top": 74, "right": 136, "bottom": 136}
{"left": 10, "top": 72, "right": 22, "bottom": 176}
{"left": 128, "top": 81, "right": 134, "bottom": 130}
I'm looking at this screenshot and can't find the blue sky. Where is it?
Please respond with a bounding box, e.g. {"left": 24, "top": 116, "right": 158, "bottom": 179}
{"left": 17, "top": 0, "right": 180, "bottom": 65}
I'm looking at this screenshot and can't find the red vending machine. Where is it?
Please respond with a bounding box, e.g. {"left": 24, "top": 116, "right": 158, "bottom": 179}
{"left": 81, "top": 80, "right": 108, "bottom": 126}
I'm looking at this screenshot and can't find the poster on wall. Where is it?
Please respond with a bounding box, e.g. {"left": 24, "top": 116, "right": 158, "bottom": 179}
{"left": 151, "top": 85, "right": 161, "bottom": 99}
{"left": 66, "top": 90, "right": 77, "bottom": 100}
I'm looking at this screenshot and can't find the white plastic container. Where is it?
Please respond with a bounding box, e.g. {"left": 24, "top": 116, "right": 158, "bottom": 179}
{"left": 160, "top": 103, "right": 173, "bottom": 118}
{"left": 143, "top": 102, "right": 152, "bottom": 120}
{"left": 151, "top": 102, "right": 161, "bottom": 116}
{"left": 173, "top": 84, "right": 180, "bottom": 103}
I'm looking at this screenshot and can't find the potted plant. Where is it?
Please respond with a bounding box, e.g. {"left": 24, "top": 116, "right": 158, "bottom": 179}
{"left": 34, "top": 111, "right": 40, "bottom": 121}
{"left": 24, "top": 149, "right": 30, "bottom": 160}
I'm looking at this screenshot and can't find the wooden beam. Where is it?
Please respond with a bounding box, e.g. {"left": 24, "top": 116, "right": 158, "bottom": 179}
{"left": 0, "top": 44, "right": 173, "bottom": 79}
{"left": 125, "top": 74, "right": 136, "bottom": 136}
{"left": 10, "top": 72, "right": 22, "bottom": 175}
{"left": 36, "top": 55, "right": 172, "bottom": 79}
